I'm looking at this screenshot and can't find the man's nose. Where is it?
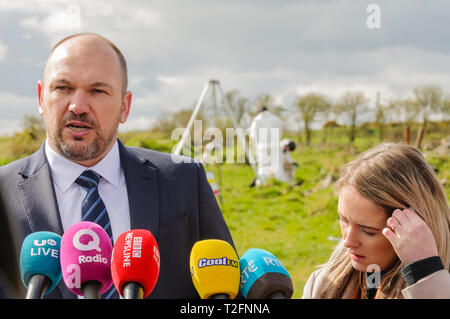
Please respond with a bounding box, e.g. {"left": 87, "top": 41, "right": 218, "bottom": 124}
{"left": 68, "top": 90, "right": 90, "bottom": 115}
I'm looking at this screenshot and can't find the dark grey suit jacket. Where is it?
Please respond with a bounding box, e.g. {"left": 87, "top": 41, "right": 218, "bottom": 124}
{"left": 0, "top": 140, "right": 235, "bottom": 298}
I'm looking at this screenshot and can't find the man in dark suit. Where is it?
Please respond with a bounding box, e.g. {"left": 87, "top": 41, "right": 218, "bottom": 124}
{"left": 0, "top": 33, "right": 235, "bottom": 298}
{"left": 0, "top": 192, "right": 24, "bottom": 298}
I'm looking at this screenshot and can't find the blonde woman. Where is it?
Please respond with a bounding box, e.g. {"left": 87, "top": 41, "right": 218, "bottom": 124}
{"left": 302, "top": 143, "right": 450, "bottom": 298}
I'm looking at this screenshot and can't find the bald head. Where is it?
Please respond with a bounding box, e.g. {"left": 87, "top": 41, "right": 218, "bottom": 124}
{"left": 43, "top": 33, "right": 128, "bottom": 96}
{"left": 37, "top": 33, "right": 132, "bottom": 167}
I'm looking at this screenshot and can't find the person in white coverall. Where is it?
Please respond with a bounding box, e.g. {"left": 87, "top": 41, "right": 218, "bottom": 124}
{"left": 274, "top": 139, "right": 298, "bottom": 185}
{"left": 249, "top": 106, "right": 283, "bottom": 187}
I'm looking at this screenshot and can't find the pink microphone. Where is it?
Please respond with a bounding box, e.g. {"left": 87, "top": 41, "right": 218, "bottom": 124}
{"left": 60, "top": 221, "right": 113, "bottom": 298}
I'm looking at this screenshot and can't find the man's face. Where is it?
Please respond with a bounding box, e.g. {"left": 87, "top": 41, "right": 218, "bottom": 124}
{"left": 38, "top": 35, "right": 131, "bottom": 166}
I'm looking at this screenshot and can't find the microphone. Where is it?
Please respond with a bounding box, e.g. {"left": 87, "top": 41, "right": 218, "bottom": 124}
{"left": 239, "top": 248, "right": 293, "bottom": 299}
{"left": 60, "top": 221, "right": 113, "bottom": 299}
{"left": 19, "top": 231, "right": 62, "bottom": 299}
{"left": 189, "top": 239, "right": 240, "bottom": 299}
{"left": 111, "top": 229, "right": 160, "bottom": 299}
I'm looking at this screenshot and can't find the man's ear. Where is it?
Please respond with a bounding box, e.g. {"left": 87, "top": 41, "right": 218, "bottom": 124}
{"left": 119, "top": 90, "right": 132, "bottom": 124}
{"left": 37, "top": 80, "right": 44, "bottom": 116}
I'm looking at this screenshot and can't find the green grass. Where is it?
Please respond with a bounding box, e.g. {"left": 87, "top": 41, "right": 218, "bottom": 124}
{"left": 0, "top": 122, "right": 448, "bottom": 299}
{"left": 211, "top": 146, "right": 346, "bottom": 298}
{"left": 204, "top": 136, "right": 449, "bottom": 298}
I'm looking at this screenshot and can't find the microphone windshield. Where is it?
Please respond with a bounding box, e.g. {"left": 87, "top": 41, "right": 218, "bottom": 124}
{"left": 239, "top": 248, "right": 293, "bottom": 299}
{"left": 190, "top": 239, "right": 240, "bottom": 299}
{"left": 19, "top": 231, "right": 62, "bottom": 295}
{"left": 111, "top": 229, "right": 160, "bottom": 298}
{"left": 60, "top": 221, "right": 113, "bottom": 296}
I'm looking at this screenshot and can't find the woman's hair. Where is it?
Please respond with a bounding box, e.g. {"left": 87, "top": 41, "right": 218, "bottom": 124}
{"left": 321, "top": 142, "right": 450, "bottom": 298}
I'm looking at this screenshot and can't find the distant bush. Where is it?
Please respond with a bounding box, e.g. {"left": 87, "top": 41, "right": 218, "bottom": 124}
{"left": 322, "top": 121, "right": 340, "bottom": 129}
{"left": 138, "top": 138, "right": 175, "bottom": 153}
{"left": 2, "top": 115, "right": 46, "bottom": 161}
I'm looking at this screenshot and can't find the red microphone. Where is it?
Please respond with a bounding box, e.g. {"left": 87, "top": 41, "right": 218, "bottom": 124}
{"left": 111, "top": 229, "right": 160, "bottom": 299}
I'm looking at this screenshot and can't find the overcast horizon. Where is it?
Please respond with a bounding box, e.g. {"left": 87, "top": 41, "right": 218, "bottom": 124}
{"left": 1, "top": 0, "right": 450, "bottom": 135}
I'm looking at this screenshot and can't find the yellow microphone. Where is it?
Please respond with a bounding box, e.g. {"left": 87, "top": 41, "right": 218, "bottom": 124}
{"left": 190, "top": 239, "right": 240, "bottom": 299}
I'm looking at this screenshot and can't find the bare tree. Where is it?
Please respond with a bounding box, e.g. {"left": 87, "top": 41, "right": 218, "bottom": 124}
{"left": 335, "top": 91, "right": 369, "bottom": 147}
{"left": 225, "top": 90, "right": 251, "bottom": 127}
{"left": 443, "top": 98, "right": 450, "bottom": 120}
{"left": 413, "top": 85, "right": 445, "bottom": 125}
{"left": 152, "top": 108, "right": 205, "bottom": 136}
{"left": 295, "top": 92, "right": 330, "bottom": 146}
{"left": 390, "top": 97, "right": 420, "bottom": 144}
{"left": 374, "top": 92, "right": 387, "bottom": 141}
{"left": 254, "top": 93, "right": 285, "bottom": 118}
{"left": 412, "top": 85, "right": 446, "bottom": 147}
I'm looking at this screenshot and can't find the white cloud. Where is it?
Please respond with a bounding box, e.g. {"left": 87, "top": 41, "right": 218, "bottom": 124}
{"left": 18, "top": 1, "right": 163, "bottom": 48}
{"left": 0, "top": 92, "right": 37, "bottom": 134}
{"left": 0, "top": 41, "right": 7, "bottom": 61}
{"left": 120, "top": 116, "right": 156, "bottom": 132}
{"left": 1, "top": 0, "right": 450, "bottom": 135}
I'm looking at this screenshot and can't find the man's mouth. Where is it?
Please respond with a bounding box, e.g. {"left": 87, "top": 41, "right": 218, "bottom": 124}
{"left": 65, "top": 121, "right": 95, "bottom": 136}
{"left": 66, "top": 121, "right": 94, "bottom": 131}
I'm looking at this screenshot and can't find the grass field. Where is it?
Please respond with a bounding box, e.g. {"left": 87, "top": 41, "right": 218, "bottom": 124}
{"left": 1, "top": 122, "right": 449, "bottom": 299}
{"left": 217, "top": 162, "right": 341, "bottom": 299}
{"left": 201, "top": 129, "right": 450, "bottom": 299}
{"left": 208, "top": 145, "right": 356, "bottom": 298}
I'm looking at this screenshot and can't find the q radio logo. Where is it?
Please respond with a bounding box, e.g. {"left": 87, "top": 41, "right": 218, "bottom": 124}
{"left": 73, "top": 229, "right": 107, "bottom": 264}
{"left": 65, "top": 228, "right": 108, "bottom": 289}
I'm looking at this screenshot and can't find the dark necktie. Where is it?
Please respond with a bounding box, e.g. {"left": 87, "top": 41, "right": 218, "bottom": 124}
{"left": 75, "top": 170, "right": 119, "bottom": 299}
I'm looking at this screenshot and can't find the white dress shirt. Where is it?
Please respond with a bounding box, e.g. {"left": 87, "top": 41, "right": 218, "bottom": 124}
{"left": 45, "top": 139, "right": 131, "bottom": 242}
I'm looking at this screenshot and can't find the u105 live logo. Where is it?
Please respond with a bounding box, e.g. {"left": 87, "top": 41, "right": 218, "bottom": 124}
{"left": 30, "top": 238, "right": 59, "bottom": 258}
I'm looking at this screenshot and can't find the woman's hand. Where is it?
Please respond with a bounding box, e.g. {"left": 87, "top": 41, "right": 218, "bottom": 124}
{"left": 382, "top": 207, "right": 438, "bottom": 265}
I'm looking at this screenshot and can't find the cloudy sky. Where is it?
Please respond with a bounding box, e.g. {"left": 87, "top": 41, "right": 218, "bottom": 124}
{"left": 0, "top": 0, "right": 449, "bottom": 134}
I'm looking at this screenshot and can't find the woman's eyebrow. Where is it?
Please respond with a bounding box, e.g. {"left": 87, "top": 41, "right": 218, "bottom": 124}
{"left": 337, "top": 210, "right": 383, "bottom": 231}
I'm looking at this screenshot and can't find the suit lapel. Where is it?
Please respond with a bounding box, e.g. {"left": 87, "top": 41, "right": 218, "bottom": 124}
{"left": 17, "top": 143, "right": 64, "bottom": 236}
{"left": 16, "top": 143, "right": 74, "bottom": 299}
{"left": 118, "top": 141, "right": 160, "bottom": 238}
